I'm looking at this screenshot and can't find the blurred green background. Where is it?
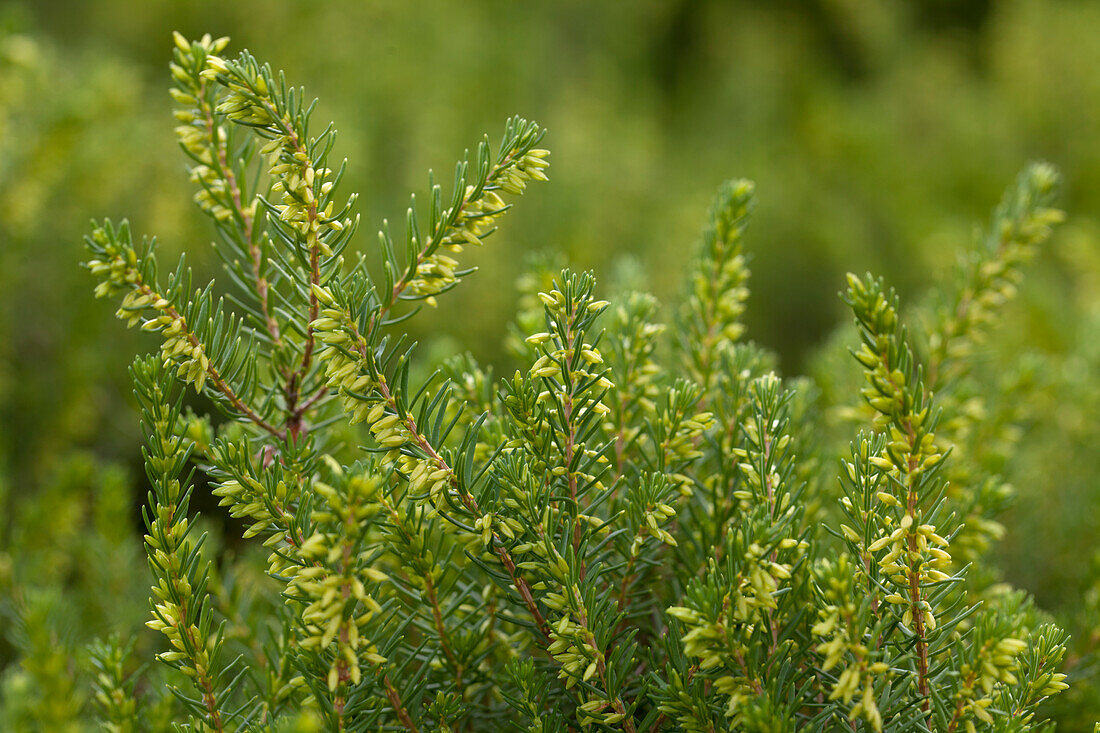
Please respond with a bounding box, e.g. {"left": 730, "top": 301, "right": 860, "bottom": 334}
{"left": 2, "top": 0, "right": 1099, "bottom": 728}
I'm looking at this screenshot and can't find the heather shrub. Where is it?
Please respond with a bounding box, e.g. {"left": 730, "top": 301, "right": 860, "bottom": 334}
{"left": 71, "top": 35, "right": 1092, "bottom": 731}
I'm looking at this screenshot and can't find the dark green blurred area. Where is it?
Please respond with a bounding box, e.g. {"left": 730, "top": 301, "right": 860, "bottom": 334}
{"left": 15, "top": 0, "right": 1100, "bottom": 372}
{"left": 2, "top": 0, "right": 1099, "bottom": 727}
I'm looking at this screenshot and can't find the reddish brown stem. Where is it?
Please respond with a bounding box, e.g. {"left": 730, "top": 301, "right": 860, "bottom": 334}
{"left": 132, "top": 282, "right": 284, "bottom": 438}
{"left": 573, "top": 593, "right": 637, "bottom": 733}
{"left": 384, "top": 675, "right": 421, "bottom": 732}
{"left": 254, "top": 100, "right": 322, "bottom": 440}
{"left": 198, "top": 78, "right": 281, "bottom": 346}
{"left": 373, "top": 377, "right": 552, "bottom": 641}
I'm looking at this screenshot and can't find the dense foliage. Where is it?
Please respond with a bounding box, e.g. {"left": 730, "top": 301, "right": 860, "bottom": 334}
{"left": 2, "top": 3, "right": 1100, "bottom": 729}
{"left": 69, "top": 35, "right": 1088, "bottom": 731}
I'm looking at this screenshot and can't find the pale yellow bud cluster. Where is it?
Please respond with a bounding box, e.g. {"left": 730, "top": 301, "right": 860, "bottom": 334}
{"left": 208, "top": 441, "right": 297, "bottom": 549}
{"left": 89, "top": 230, "right": 212, "bottom": 394}
{"left": 666, "top": 598, "right": 766, "bottom": 721}
{"left": 847, "top": 275, "right": 955, "bottom": 642}
{"left": 85, "top": 227, "right": 139, "bottom": 298}
{"left": 1030, "top": 669, "right": 1070, "bottom": 698}
{"left": 953, "top": 636, "right": 1029, "bottom": 729}
{"left": 200, "top": 54, "right": 350, "bottom": 245}
{"left": 405, "top": 253, "right": 459, "bottom": 303}
{"left": 211, "top": 472, "right": 278, "bottom": 537}
{"left": 267, "top": 161, "right": 347, "bottom": 247}
{"left": 145, "top": 476, "right": 204, "bottom": 665}
{"left": 847, "top": 421, "right": 952, "bottom": 635}
{"left": 628, "top": 500, "right": 678, "bottom": 557}
{"left": 190, "top": 162, "right": 244, "bottom": 224}
{"left": 811, "top": 556, "right": 886, "bottom": 732}
{"left": 851, "top": 349, "right": 915, "bottom": 432}
{"left": 543, "top": 590, "right": 628, "bottom": 728}
{"left": 668, "top": 540, "right": 795, "bottom": 670}
{"left": 287, "top": 472, "right": 389, "bottom": 691}
{"left": 311, "top": 287, "right": 465, "bottom": 508}
{"left": 146, "top": 309, "right": 211, "bottom": 394}
{"left": 309, "top": 287, "right": 378, "bottom": 423}
{"left": 437, "top": 186, "right": 506, "bottom": 255}
{"left": 398, "top": 147, "right": 548, "bottom": 308}
{"left": 863, "top": 512, "right": 952, "bottom": 632}
{"left": 136, "top": 385, "right": 223, "bottom": 720}
{"left": 547, "top": 610, "right": 602, "bottom": 690}
{"left": 499, "top": 149, "right": 550, "bottom": 195}
{"left": 690, "top": 254, "right": 749, "bottom": 345}
{"left": 423, "top": 148, "right": 548, "bottom": 265}
{"left": 516, "top": 285, "right": 616, "bottom": 507}
{"left": 169, "top": 33, "right": 236, "bottom": 223}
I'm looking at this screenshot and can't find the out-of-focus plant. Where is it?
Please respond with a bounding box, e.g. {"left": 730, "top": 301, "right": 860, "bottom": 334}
{"left": 0, "top": 25, "right": 191, "bottom": 731}
{"left": 74, "top": 35, "right": 1085, "bottom": 731}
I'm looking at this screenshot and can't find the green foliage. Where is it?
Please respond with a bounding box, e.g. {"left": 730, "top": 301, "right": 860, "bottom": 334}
{"left": 68, "top": 36, "right": 1092, "bottom": 731}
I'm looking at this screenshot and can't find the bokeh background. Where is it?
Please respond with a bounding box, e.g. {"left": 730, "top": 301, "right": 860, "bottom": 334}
{"left": 2, "top": 0, "right": 1099, "bottom": 728}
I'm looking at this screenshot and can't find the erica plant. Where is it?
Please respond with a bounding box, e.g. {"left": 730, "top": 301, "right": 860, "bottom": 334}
{"left": 84, "top": 34, "right": 1074, "bottom": 732}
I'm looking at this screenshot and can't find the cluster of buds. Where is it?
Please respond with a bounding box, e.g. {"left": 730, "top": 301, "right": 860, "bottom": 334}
{"left": 681, "top": 179, "right": 754, "bottom": 383}
{"left": 867, "top": 514, "right": 952, "bottom": 631}
{"left": 811, "top": 556, "right": 888, "bottom": 732}
{"left": 266, "top": 162, "right": 346, "bottom": 248}
{"left": 524, "top": 279, "right": 614, "bottom": 490}
{"left": 288, "top": 469, "right": 389, "bottom": 691}
{"left": 664, "top": 509, "right": 800, "bottom": 727}
{"left": 114, "top": 286, "right": 211, "bottom": 395}
{"left": 85, "top": 224, "right": 139, "bottom": 298}
{"left": 200, "top": 52, "right": 351, "bottom": 247}
{"left": 544, "top": 597, "right": 628, "bottom": 727}
{"left": 668, "top": 543, "right": 794, "bottom": 667}
{"left": 628, "top": 499, "right": 677, "bottom": 556}
{"left": 437, "top": 185, "right": 506, "bottom": 254}
{"left": 620, "top": 472, "right": 683, "bottom": 561}
{"left": 497, "top": 148, "right": 550, "bottom": 195}
{"left": 310, "top": 286, "right": 377, "bottom": 424}
{"left": 846, "top": 274, "right": 954, "bottom": 633}
{"left": 470, "top": 511, "right": 525, "bottom": 549}
{"left": 133, "top": 365, "right": 224, "bottom": 723}
{"left": 207, "top": 440, "right": 293, "bottom": 545}
{"left": 87, "top": 224, "right": 212, "bottom": 394}
{"left": 665, "top": 599, "right": 761, "bottom": 722}
{"left": 433, "top": 147, "right": 549, "bottom": 252}
{"left": 145, "top": 474, "right": 207, "bottom": 673}
{"left": 146, "top": 306, "right": 211, "bottom": 394}
{"left": 510, "top": 275, "right": 616, "bottom": 508}
{"left": 405, "top": 253, "right": 460, "bottom": 303}
{"left": 547, "top": 610, "right": 603, "bottom": 691}
{"left": 953, "top": 635, "right": 1029, "bottom": 729}
{"left": 395, "top": 132, "right": 547, "bottom": 308}
{"left": 168, "top": 33, "right": 238, "bottom": 223}
{"left": 311, "top": 286, "right": 464, "bottom": 508}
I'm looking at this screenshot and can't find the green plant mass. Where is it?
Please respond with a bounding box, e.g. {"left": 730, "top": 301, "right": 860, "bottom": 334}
{"left": 73, "top": 34, "right": 1090, "bottom": 732}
